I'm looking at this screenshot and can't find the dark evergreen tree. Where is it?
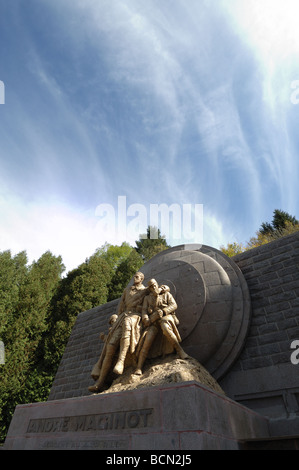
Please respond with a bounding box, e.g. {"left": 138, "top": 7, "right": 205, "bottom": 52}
{"left": 107, "top": 249, "right": 143, "bottom": 301}
{"left": 260, "top": 209, "right": 298, "bottom": 235}
{"left": 135, "top": 226, "right": 170, "bottom": 262}
{"left": 40, "top": 250, "right": 111, "bottom": 374}
{"left": 0, "top": 251, "right": 64, "bottom": 442}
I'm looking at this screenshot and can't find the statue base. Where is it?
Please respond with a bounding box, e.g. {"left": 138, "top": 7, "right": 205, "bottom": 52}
{"left": 90, "top": 354, "right": 226, "bottom": 396}
{"left": 3, "top": 381, "right": 269, "bottom": 450}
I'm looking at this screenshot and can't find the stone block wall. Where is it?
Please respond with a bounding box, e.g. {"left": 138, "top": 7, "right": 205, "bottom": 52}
{"left": 48, "top": 300, "right": 119, "bottom": 401}
{"left": 220, "top": 231, "right": 299, "bottom": 421}
{"left": 233, "top": 231, "right": 299, "bottom": 370}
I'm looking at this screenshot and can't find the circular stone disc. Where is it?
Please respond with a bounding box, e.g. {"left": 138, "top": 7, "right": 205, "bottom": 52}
{"left": 140, "top": 254, "right": 207, "bottom": 341}
{"left": 131, "top": 244, "right": 251, "bottom": 380}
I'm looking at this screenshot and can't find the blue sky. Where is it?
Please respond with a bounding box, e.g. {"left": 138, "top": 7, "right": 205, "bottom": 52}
{"left": 1, "top": 0, "right": 299, "bottom": 272}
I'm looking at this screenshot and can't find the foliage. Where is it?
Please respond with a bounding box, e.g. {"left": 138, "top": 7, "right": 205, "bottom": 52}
{"left": 221, "top": 209, "right": 299, "bottom": 257}
{"left": 220, "top": 242, "right": 245, "bottom": 257}
{"left": 108, "top": 249, "right": 143, "bottom": 301}
{"left": 260, "top": 209, "right": 298, "bottom": 235}
{"left": 0, "top": 251, "right": 65, "bottom": 442}
{"left": 135, "top": 226, "right": 170, "bottom": 262}
{"left": 95, "top": 242, "right": 133, "bottom": 271}
{"left": 248, "top": 210, "right": 299, "bottom": 249}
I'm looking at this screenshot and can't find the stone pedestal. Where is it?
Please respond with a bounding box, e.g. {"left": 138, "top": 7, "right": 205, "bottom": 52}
{"left": 3, "top": 381, "right": 269, "bottom": 450}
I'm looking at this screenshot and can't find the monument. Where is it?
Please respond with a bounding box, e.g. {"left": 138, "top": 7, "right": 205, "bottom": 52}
{"left": 6, "top": 239, "right": 299, "bottom": 450}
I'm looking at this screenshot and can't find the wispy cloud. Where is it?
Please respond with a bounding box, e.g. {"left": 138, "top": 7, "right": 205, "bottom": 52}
{"left": 222, "top": 0, "right": 299, "bottom": 112}
{"left": 0, "top": 184, "right": 114, "bottom": 272}
{"left": 0, "top": 0, "right": 298, "bottom": 269}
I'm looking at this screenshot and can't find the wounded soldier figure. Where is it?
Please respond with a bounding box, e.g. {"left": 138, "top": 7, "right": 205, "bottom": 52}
{"left": 134, "top": 278, "right": 188, "bottom": 376}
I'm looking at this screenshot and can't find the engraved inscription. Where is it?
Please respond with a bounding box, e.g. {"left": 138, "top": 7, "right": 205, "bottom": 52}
{"left": 41, "top": 438, "right": 129, "bottom": 450}
{"left": 27, "top": 408, "right": 153, "bottom": 434}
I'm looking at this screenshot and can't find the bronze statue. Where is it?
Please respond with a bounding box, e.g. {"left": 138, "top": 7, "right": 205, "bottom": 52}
{"left": 88, "top": 276, "right": 189, "bottom": 393}
{"left": 88, "top": 272, "right": 147, "bottom": 393}
{"left": 134, "top": 279, "right": 188, "bottom": 376}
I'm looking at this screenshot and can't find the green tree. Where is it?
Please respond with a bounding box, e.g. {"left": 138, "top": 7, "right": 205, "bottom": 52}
{"left": 95, "top": 242, "right": 133, "bottom": 272}
{"left": 248, "top": 209, "right": 299, "bottom": 249}
{"left": 221, "top": 209, "right": 299, "bottom": 257}
{"left": 135, "top": 226, "right": 170, "bottom": 262}
{"left": 108, "top": 249, "right": 143, "bottom": 301}
{"left": 220, "top": 242, "right": 245, "bottom": 257}
{"left": 260, "top": 209, "right": 298, "bottom": 235}
{"left": 0, "top": 251, "right": 65, "bottom": 442}
{"left": 0, "top": 250, "right": 28, "bottom": 339}
{"left": 40, "top": 250, "right": 112, "bottom": 373}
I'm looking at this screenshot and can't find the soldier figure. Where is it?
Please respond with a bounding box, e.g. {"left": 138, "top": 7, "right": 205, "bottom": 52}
{"left": 88, "top": 272, "right": 147, "bottom": 393}
{"left": 134, "top": 279, "right": 188, "bottom": 376}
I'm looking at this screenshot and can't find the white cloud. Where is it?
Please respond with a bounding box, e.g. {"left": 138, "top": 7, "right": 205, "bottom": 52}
{"left": 222, "top": 0, "right": 299, "bottom": 108}
{"left": 2, "top": 0, "right": 298, "bottom": 266}
{"left": 202, "top": 209, "right": 235, "bottom": 250}
{"left": 0, "top": 188, "right": 112, "bottom": 272}
{"left": 223, "top": 0, "right": 299, "bottom": 60}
